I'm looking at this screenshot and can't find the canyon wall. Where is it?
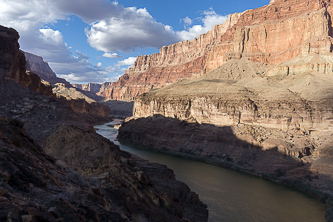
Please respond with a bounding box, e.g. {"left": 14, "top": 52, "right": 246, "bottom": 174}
{"left": 100, "top": 0, "right": 333, "bottom": 100}
{"left": 132, "top": 60, "right": 333, "bottom": 133}
{"left": 118, "top": 0, "right": 333, "bottom": 206}
{"left": 72, "top": 82, "right": 102, "bottom": 94}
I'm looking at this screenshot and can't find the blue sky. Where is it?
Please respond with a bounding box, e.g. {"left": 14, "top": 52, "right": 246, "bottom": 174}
{"left": 0, "top": 0, "right": 269, "bottom": 84}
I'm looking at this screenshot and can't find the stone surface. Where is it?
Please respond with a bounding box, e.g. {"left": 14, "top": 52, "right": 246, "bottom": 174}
{"left": 99, "top": 0, "right": 333, "bottom": 100}
{"left": 0, "top": 116, "right": 208, "bottom": 221}
{"left": 53, "top": 83, "right": 97, "bottom": 103}
{"left": 72, "top": 83, "right": 102, "bottom": 94}
{"left": 45, "top": 125, "right": 208, "bottom": 222}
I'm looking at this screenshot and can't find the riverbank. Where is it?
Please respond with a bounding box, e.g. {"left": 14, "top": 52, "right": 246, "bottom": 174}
{"left": 118, "top": 115, "right": 333, "bottom": 221}
{"left": 96, "top": 120, "right": 326, "bottom": 222}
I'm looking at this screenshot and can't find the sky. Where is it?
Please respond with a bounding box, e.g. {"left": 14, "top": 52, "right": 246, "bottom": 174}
{"left": 0, "top": 0, "right": 269, "bottom": 84}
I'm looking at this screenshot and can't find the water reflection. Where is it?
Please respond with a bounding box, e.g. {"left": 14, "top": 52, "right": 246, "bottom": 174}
{"left": 96, "top": 121, "right": 325, "bottom": 222}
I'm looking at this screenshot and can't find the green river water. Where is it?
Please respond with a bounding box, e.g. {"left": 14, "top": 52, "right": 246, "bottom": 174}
{"left": 95, "top": 120, "right": 326, "bottom": 222}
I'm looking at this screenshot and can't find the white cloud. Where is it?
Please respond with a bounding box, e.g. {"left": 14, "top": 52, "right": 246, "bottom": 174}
{"left": 85, "top": 7, "right": 179, "bottom": 52}
{"left": 116, "top": 57, "right": 137, "bottom": 66}
{"left": 0, "top": 1, "right": 229, "bottom": 84}
{"left": 96, "top": 62, "right": 102, "bottom": 68}
{"left": 181, "top": 16, "right": 192, "bottom": 29}
{"left": 103, "top": 52, "right": 122, "bottom": 59}
{"left": 177, "top": 9, "right": 228, "bottom": 41}
{"left": 39, "top": 29, "right": 64, "bottom": 44}
{"left": 0, "top": 0, "right": 65, "bottom": 33}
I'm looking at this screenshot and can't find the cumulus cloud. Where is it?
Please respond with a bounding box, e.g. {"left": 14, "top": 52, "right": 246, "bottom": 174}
{"left": 0, "top": 0, "right": 228, "bottom": 83}
{"left": 85, "top": 7, "right": 179, "bottom": 52}
{"left": 103, "top": 52, "right": 122, "bottom": 59}
{"left": 116, "top": 57, "right": 137, "bottom": 66}
{"left": 177, "top": 9, "right": 228, "bottom": 41}
{"left": 0, "top": 0, "right": 65, "bottom": 33}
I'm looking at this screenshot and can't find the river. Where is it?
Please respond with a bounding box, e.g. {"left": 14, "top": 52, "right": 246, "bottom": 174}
{"left": 95, "top": 120, "right": 326, "bottom": 222}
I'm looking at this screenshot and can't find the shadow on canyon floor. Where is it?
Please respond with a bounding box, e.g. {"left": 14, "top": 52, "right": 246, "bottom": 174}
{"left": 103, "top": 100, "right": 134, "bottom": 117}
{"left": 118, "top": 115, "right": 333, "bottom": 202}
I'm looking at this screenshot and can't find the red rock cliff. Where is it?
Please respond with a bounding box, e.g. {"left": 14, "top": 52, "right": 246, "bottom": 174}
{"left": 100, "top": 0, "right": 333, "bottom": 100}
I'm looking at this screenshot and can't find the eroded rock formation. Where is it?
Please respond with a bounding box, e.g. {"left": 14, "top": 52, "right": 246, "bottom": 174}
{"left": 99, "top": 0, "right": 333, "bottom": 100}
{"left": 73, "top": 82, "right": 102, "bottom": 94}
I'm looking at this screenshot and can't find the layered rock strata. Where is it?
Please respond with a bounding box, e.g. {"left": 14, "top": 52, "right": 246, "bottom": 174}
{"left": 73, "top": 82, "right": 102, "bottom": 94}
{"left": 119, "top": 56, "right": 333, "bottom": 212}
{"left": 99, "top": 0, "right": 333, "bottom": 100}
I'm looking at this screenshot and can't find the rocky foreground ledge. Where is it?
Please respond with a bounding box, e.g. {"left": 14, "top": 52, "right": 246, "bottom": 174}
{"left": 0, "top": 78, "right": 208, "bottom": 221}
{"left": 0, "top": 116, "right": 208, "bottom": 221}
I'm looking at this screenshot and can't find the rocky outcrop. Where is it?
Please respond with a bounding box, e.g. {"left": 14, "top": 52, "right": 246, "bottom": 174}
{"left": 0, "top": 25, "right": 54, "bottom": 97}
{"left": 96, "top": 81, "right": 113, "bottom": 97}
{"left": 53, "top": 83, "right": 97, "bottom": 103}
{"left": 52, "top": 83, "right": 110, "bottom": 118}
{"left": 0, "top": 117, "right": 126, "bottom": 221}
{"left": 73, "top": 82, "right": 102, "bottom": 94}
{"left": 64, "top": 98, "right": 110, "bottom": 118}
{"left": 24, "top": 52, "right": 71, "bottom": 87}
{"left": 103, "top": 100, "right": 134, "bottom": 117}
{"left": 0, "top": 25, "right": 29, "bottom": 84}
{"left": 0, "top": 115, "right": 208, "bottom": 222}
{"left": 45, "top": 125, "right": 208, "bottom": 222}
{"left": 99, "top": 0, "right": 333, "bottom": 100}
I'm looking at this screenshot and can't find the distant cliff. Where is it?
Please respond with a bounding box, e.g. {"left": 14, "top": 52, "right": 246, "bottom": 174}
{"left": 25, "top": 51, "right": 71, "bottom": 87}
{"left": 72, "top": 82, "right": 102, "bottom": 94}
{"left": 99, "top": 0, "right": 333, "bottom": 100}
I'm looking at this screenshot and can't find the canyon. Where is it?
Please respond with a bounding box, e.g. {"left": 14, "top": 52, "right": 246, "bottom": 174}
{"left": 97, "top": 0, "right": 333, "bottom": 100}
{"left": 2, "top": 0, "right": 333, "bottom": 220}
{"left": 116, "top": 0, "right": 333, "bottom": 219}
{"left": 0, "top": 25, "right": 208, "bottom": 221}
